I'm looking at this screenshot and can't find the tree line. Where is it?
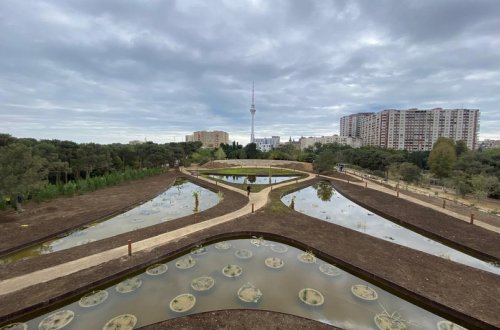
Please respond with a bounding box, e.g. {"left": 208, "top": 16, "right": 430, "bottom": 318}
{"left": 0, "top": 133, "right": 203, "bottom": 209}
{"left": 211, "top": 138, "right": 499, "bottom": 200}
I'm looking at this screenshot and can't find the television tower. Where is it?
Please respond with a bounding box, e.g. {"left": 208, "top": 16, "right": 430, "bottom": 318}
{"left": 250, "top": 81, "right": 256, "bottom": 143}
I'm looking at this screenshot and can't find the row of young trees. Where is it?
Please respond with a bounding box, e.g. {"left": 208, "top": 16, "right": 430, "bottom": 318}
{"left": 0, "top": 133, "right": 203, "bottom": 207}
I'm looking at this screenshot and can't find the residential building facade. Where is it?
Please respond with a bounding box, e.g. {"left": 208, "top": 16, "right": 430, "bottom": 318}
{"left": 342, "top": 108, "right": 480, "bottom": 151}
{"left": 299, "top": 135, "right": 363, "bottom": 150}
{"left": 339, "top": 112, "right": 373, "bottom": 137}
{"left": 185, "top": 131, "right": 229, "bottom": 148}
{"left": 254, "top": 136, "right": 280, "bottom": 152}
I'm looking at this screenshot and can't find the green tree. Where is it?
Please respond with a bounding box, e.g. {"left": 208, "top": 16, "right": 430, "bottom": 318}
{"left": 471, "top": 174, "right": 498, "bottom": 200}
{"left": 428, "top": 138, "right": 457, "bottom": 178}
{"left": 0, "top": 143, "right": 48, "bottom": 199}
{"left": 313, "top": 151, "right": 335, "bottom": 173}
{"left": 455, "top": 140, "right": 469, "bottom": 157}
{"left": 214, "top": 147, "right": 226, "bottom": 160}
{"left": 398, "top": 162, "right": 421, "bottom": 183}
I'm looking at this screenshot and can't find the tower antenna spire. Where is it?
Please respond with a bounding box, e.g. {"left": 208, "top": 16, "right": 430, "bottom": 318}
{"left": 250, "top": 81, "right": 256, "bottom": 143}
{"left": 252, "top": 81, "right": 255, "bottom": 105}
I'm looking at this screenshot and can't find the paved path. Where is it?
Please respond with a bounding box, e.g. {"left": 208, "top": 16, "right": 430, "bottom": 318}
{"left": 0, "top": 169, "right": 315, "bottom": 296}
{"left": 322, "top": 172, "right": 500, "bottom": 234}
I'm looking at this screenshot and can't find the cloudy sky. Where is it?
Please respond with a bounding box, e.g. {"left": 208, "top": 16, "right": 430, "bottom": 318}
{"left": 1, "top": 0, "right": 499, "bottom": 145}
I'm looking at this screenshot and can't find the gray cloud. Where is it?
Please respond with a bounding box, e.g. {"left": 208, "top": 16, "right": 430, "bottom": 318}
{"left": 1, "top": 0, "right": 499, "bottom": 144}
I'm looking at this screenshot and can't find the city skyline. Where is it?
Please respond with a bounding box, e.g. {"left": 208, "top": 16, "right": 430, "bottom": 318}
{"left": 1, "top": 1, "right": 500, "bottom": 145}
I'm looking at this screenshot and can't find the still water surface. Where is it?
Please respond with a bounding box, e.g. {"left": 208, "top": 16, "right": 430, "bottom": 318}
{"left": 281, "top": 181, "right": 500, "bottom": 275}
{"left": 8, "top": 238, "right": 462, "bottom": 330}
{"left": 208, "top": 174, "right": 299, "bottom": 185}
{"left": 1, "top": 179, "right": 219, "bottom": 264}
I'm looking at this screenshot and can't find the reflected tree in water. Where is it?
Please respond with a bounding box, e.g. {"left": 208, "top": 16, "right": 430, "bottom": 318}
{"left": 247, "top": 175, "right": 256, "bottom": 184}
{"left": 313, "top": 181, "right": 334, "bottom": 202}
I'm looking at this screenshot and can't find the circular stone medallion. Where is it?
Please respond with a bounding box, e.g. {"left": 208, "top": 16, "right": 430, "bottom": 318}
{"left": 214, "top": 241, "right": 231, "bottom": 250}
{"left": 115, "top": 277, "right": 142, "bottom": 293}
{"left": 169, "top": 294, "right": 196, "bottom": 313}
{"left": 270, "top": 244, "right": 288, "bottom": 253}
{"left": 190, "top": 246, "right": 208, "bottom": 256}
{"left": 436, "top": 321, "right": 467, "bottom": 330}
{"left": 222, "top": 264, "right": 243, "bottom": 278}
{"left": 297, "top": 252, "right": 316, "bottom": 264}
{"left": 235, "top": 249, "right": 253, "bottom": 259}
{"left": 374, "top": 313, "right": 409, "bottom": 330}
{"left": 250, "top": 238, "right": 265, "bottom": 247}
{"left": 145, "top": 263, "right": 168, "bottom": 276}
{"left": 78, "top": 290, "right": 109, "bottom": 308}
{"left": 175, "top": 256, "right": 196, "bottom": 269}
{"left": 319, "top": 263, "right": 342, "bottom": 276}
{"left": 0, "top": 323, "right": 27, "bottom": 330}
{"left": 237, "top": 283, "right": 263, "bottom": 303}
{"left": 264, "top": 257, "right": 284, "bottom": 269}
{"left": 102, "top": 314, "right": 137, "bottom": 330}
{"left": 351, "top": 284, "right": 378, "bottom": 301}
{"left": 298, "top": 288, "right": 324, "bottom": 306}
{"left": 38, "top": 310, "right": 75, "bottom": 330}
{"left": 190, "top": 276, "right": 215, "bottom": 291}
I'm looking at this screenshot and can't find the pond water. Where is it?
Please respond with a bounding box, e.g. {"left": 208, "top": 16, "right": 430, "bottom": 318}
{"left": 1, "top": 179, "right": 219, "bottom": 264}
{"left": 5, "top": 238, "right": 464, "bottom": 330}
{"left": 208, "top": 174, "right": 299, "bottom": 185}
{"left": 281, "top": 181, "right": 500, "bottom": 275}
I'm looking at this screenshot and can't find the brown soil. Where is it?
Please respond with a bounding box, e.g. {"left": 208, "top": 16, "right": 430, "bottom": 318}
{"left": 0, "top": 175, "right": 499, "bottom": 329}
{"left": 140, "top": 310, "right": 338, "bottom": 329}
{"left": 357, "top": 173, "right": 500, "bottom": 228}
{"left": 271, "top": 162, "right": 313, "bottom": 173}
{"left": 331, "top": 180, "right": 500, "bottom": 262}
{"left": 0, "top": 171, "right": 177, "bottom": 255}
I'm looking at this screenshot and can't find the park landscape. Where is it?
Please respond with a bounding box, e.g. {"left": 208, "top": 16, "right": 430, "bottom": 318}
{"left": 0, "top": 138, "right": 499, "bottom": 329}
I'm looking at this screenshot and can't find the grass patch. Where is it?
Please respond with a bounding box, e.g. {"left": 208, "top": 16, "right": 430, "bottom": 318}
{"left": 199, "top": 167, "right": 306, "bottom": 192}
{"left": 200, "top": 167, "right": 301, "bottom": 176}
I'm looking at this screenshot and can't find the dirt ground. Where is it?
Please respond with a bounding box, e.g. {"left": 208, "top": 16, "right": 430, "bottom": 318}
{"left": 0, "top": 168, "right": 499, "bottom": 329}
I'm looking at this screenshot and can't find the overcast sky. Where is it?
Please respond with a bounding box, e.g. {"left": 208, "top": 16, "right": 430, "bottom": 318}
{"left": 1, "top": 0, "right": 499, "bottom": 145}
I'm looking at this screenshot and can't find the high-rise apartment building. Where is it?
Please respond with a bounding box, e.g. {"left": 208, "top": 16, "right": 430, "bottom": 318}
{"left": 185, "top": 131, "right": 229, "bottom": 148}
{"left": 341, "top": 108, "right": 480, "bottom": 151}
{"left": 339, "top": 113, "right": 373, "bottom": 137}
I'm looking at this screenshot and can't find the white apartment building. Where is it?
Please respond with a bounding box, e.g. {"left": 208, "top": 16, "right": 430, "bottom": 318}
{"left": 185, "top": 131, "right": 229, "bottom": 148}
{"left": 346, "top": 108, "right": 480, "bottom": 151}
{"left": 299, "top": 135, "right": 363, "bottom": 150}
{"left": 254, "top": 136, "right": 280, "bottom": 152}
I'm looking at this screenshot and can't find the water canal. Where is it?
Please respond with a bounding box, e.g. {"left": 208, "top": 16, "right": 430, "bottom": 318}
{"left": 1, "top": 179, "right": 219, "bottom": 265}
{"left": 281, "top": 181, "right": 500, "bottom": 275}
{"left": 2, "top": 238, "right": 465, "bottom": 330}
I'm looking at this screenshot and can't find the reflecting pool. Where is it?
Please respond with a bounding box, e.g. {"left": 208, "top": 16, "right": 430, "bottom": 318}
{"left": 1, "top": 179, "right": 219, "bottom": 264}
{"left": 208, "top": 175, "right": 299, "bottom": 185}
{"left": 281, "top": 181, "right": 500, "bottom": 275}
{"left": 4, "top": 238, "right": 465, "bottom": 330}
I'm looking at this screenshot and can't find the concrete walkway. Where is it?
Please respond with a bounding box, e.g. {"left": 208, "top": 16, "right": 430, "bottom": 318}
{"left": 322, "top": 172, "right": 500, "bottom": 234}
{"left": 0, "top": 169, "right": 315, "bottom": 296}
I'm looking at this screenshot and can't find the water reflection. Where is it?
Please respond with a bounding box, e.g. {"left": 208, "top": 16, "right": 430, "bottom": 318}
{"left": 208, "top": 175, "right": 299, "bottom": 185}
{"left": 313, "top": 181, "right": 335, "bottom": 202}
{"left": 2, "top": 179, "right": 219, "bottom": 264}
{"left": 281, "top": 181, "right": 500, "bottom": 275}
{"left": 11, "top": 238, "right": 462, "bottom": 330}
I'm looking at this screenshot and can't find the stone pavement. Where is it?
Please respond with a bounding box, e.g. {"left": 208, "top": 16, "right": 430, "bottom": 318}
{"left": 0, "top": 169, "right": 315, "bottom": 296}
